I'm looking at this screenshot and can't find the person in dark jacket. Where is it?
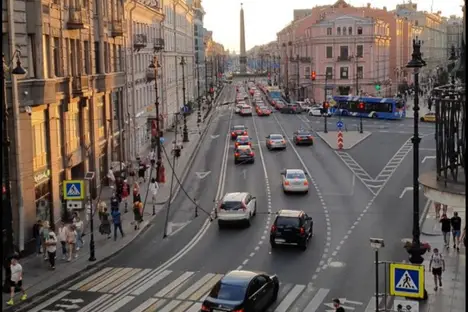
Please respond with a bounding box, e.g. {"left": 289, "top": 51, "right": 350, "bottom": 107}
{"left": 111, "top": 208, "right": 124, "bottom": 241}
{"left": 440, "top": 214, "right": 451, "bottom": 247}
{"left": 32, "top": 220, "right": 42, "bottom": 255}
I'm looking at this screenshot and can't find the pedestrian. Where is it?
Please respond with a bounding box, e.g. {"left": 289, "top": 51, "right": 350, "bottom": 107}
{"left": 98, "top": 200, "right": 107, "bottom": 221}
{"left": 58, "top": 222, "right": 68, "bottom": 260}
{"left": 429, "top": 248, "right": 445, "bottom": 291}
{"left": 45, "top": 227, "right": 57, "bottom": 270}
{"left": 440, "top": 213, "right": 451, "bottom": 247}
{"left": 461, "top": 226, "right": 466, "bottom": 248}
{"left": 332, "top": 298, "right": 345, "bottom": 312}
{"left": 33, "top": 220, "right": 42, "bottom": 255}
{"left": 133, "top": 201, "right": 143, "bottom": 230}
{"left": 122, "top": 180, "right": 129, "bottom": 212}
{"left": 6, "top": 255, "right": 27, "bottom": 306}
{"left": 434, "top": 202, "right": 441, "bottom": 219}
{"left": 450, "top": 212, "right": 462, "bottom": 251}
{"left": 108, "top": 167, "right": 116, "bottom": 189}
{"left": 99, "top": 207, "right": 112, "bottom": 239}
{"left": 66, "top": 224, "right": 77, "bottom": 261}
{"left": 73, "top": 215, "right": 84, "bottom": 251}
{"left": 138, "top": 158, "right": 147, "bottom": 184}
{"left": 111, "top": 207, "right": 124, "bottom": 241}
{"left": 149, "top": 178, "right": 159, "bottom": 205}
{"left": 40, "top": 221, "right": 50, "bottom": 261}
{"left": 133, "top": 181, "right": 141, "bottom": 203}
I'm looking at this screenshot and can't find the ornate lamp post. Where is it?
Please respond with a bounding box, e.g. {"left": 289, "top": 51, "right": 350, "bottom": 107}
{"left": 180, "top": 57, "right": 189, "bottom": 142}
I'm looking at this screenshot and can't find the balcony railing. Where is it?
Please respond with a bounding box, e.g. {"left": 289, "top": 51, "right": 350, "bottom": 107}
{"left": 111, "top": 20, "right": 124, "bottom": 37}
{"left": 67, "top": 8, "right": 89, "bottom": 29}
{"left": 133, "top": 34, "right": 148, "bottom": 50}
{"left": 72, "top": 76, "right": 90, "bottom": 95}
{"left": 337, "top": 55, "right": 352, "bottom": 62}
{"left": 299, "top": 57, "right": 311, "bottom": 63}
{"left": 153, "top": 38, "right": 165, "bottom": 52}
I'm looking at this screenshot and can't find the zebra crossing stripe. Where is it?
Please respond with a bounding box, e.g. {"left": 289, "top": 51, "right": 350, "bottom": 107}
{"left": 188, "top": 274, "right": 223, "bottom": 301}
{"left": 177, "top": 273, "right": 215, "bottom": 300}
{"left": 89, "top": 268, "right": 136, "bottom": 292}
{"left": 109, "top": 268, "right": 153, "bottom": 294}
{"left": 69, "top": 267, "right": 113, "bottom": 290}
{"left": 130, "top": 270, "right": 173, "bottom": 296}
{"left": 79, "top": 268, "right": 125, "bottom": 291}
{"left": 184, "top": 302, "right": 202, "bottom": 312}
{"left": 131, "top": 298, "right": 159, "bottom": 312}
{"left": 101, "top": 295, "right": 134, "bottom": 312}
{"left": 99, "top": 268, "right": 143, "bottom": 293}
{"left": 302, "top": 288, "right": 330, "bottom": 311}
{"left": 155, "top": 271, "right": 195, "bottom": 298}
{"left": 172, "top": 300, "right": 196, "bottom": 312}
{"left": 274, "top": 284, "right": 306, "bottom": 312}
{"left": 159, "top": 299, "right": 183, "bottom": 312}
{"left": 77, "top": 294, "right": 113, "bottom": 312}
{"left": 28, "top": 291, "right": 70, "bottom": 312}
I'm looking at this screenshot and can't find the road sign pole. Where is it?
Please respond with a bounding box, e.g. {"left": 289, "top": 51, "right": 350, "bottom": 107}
{"left": 359, "top": 115, "right": 363, "bottom": 133}
{"left": 375, "top": 248, "right": 379, "bottom": 312}
{"left": 85, "top": 172, "right": 96, "bottom": 262}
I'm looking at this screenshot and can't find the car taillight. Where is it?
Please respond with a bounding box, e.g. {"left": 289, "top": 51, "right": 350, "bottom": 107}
{"left": 231, "top": 132, "right": 235, "bottom": 136}
{"left": 249, "top": 152, "right": 254, "bottom": 157}
{"left": 271, "top": 225, "right": 277, "bottom": 233}
{"left": 235, "top": 153, "right": 240, "bottom": 157}
{"left": 309, "top": 136, "right": 313, "bottom": 139}
{"left": 232, "top": 309, "right": 245, "bottom": 312}
{"left": 243, "top": 131, "right": 247, "bottom": 135}
{"left": 248, "top": 142, "right": 252, "bottom": 146}
{"left": 235, "top": 142, "right": 239, "bottom": 147}
{"left": 284, "top": 181, "right": 290, "bottom": 185}
{"left": 282, "top": 140, "right": 286, "bottom": 144}
{"left": 201, "top": 304, "right": 210, "bottom": 311}
{"left": 300, "top": 227, "right": 305, "bottom": 236}
{"left": 304, "top": 181, "right": 309, "bottom": 186}
{"left": 297, "top": 137, "right": 302, "bottom": 140}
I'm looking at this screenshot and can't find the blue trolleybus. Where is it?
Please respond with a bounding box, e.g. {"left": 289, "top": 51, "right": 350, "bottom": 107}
{"left": 331, "top": 96, "right": 406, "bottom": 120}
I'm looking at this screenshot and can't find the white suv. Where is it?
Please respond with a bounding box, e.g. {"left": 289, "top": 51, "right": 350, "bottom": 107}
{"left": 217, "top": 192, "right": 257, "bottom": 228}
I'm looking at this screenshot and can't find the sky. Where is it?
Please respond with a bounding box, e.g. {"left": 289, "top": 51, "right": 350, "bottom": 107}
{"left": 201, "top": 0, "right": 464, "bottom": 52}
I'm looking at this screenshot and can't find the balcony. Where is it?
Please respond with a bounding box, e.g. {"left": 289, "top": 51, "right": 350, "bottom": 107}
{"left": 134, "top": 34, "right": 148, "bottom": 50}
{"left": 299, "top": 57, "right": 311, "bottom": 63}
{"left": 337, "top": 55, "right": 352, "bottom": 62}
{"left": 111, "top": 20, "right": 124, "bottom": 37}
{"left": 153, "top": 38, "right": 165, "bottom": 52}
{"left": 71, "top": 76, "right": 90, "bottom": 96}
{"left": 67, "top": 8, "right": 89, "bottom": 29}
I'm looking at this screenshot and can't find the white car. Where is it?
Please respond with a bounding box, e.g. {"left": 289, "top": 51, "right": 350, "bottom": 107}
{"left": 240, "top": 105, "right": 252, "bottom": 116}
{"left": 308, "top": 107, "right": 331, "bottom": 117}
{"left": 281, "top": 169, "right": 309, "bottom": 194}
{"left": 235, "top": 104, "right": 244, "bottom": 114}
{"left": 217, "top": 192, "right": 257, "bottom": 227}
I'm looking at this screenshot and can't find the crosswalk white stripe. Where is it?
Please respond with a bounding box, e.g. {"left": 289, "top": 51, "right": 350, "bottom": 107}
{"left": 109, "top": 268, "right": 153, "bottom": 294}
{"left": 28, "top": 291, "right": 71, "bottom": 312}
{"left": 69, "top": 268, "right": 113, "bottom": 290}
{"left": 364, "top": 296, "right": 377, "bottom": 312}
{"left": 185, "top": 302, "right": 202, "bottom": 312}
{"left": 302, "top": 288, "right": 330, "bottom": 311}
{"left": 130, "top": 270, "right": 173, "bottom": 296}
{"left": 177, "top": 273, "right": 215, "bottom": 300}
{"left": 155, "top": 271, "right": 195, "bottom": 298}
{"left": 159, "top": 299, "right": 182, "bottom": 312}
{"left": 101, "top": 295, "right": 134, "bottom": 312}
{"left": 89, "top": 268, "right": 134, "bottom": 292}
{"left": 113, "top": 268, "right": 163, "bottom": 295}
{"left": 274, "top": 284, "right": 306, "bottom": 312}
{"left": 77, "top": 294, "right": 113, "bottom": 312}
{"left": 130, "top": 298, "right": 159, "bottom": 312}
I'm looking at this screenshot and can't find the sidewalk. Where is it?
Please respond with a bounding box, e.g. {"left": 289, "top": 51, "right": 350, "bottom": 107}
{"left": 418, "top": 206, "right": 466, "bottom": 312}
{"left": 1, "top": 86, "right": 227, "bottom": 310}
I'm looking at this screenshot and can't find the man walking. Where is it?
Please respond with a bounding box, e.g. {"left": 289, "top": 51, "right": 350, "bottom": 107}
{"left": 429, "top": 248, "right": 445, "bottom": 291}
{"left": 440, "top": 214, "right": 451, "bottom": 248}
{"left": 332, "top": 298, "right": 345, "bottom": 312}
{"left": 451, "top": 212, "right": 462, "bottom": 251}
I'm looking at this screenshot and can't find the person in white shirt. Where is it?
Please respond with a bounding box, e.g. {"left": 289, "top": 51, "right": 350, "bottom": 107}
{"left": 6, "top": 256, "right": 27, "bottom": 305}
{"left": 149, "top": 178, "right": 159, "bottom": 205}
{"left": 45, "top": 230, "right": 58, "bottom": 269}
{"left": 58, "top": 222, "right": 68, "bottom": 259}
{"left": 73, "top": 215, "right": 84, "bottom": 251}
{"left": 108, "top": 167, "right": 116, "bottom": 189}
{"left": 429, "top": 248, "right": 445, "bottom": 291}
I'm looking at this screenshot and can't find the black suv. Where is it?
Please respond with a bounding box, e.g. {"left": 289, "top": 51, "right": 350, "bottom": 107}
{"left": 270, "top": 210, "right": 313, "bottom": 250}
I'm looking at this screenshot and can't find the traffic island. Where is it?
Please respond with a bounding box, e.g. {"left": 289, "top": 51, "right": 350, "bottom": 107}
{"left": 316, "top": 131, "right": 371, "bottom": 150}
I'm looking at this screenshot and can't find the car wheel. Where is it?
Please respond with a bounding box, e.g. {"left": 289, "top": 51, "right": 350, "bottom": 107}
{"left": 234, "top": 160, "right": 238, "bottom": 165}
{"left": 245, "top": 217, "right": 251, "bottom": 227}
{"left": 299, "top": 241, "right": 308, "bottom": 251}
{"left": 304, "top": 190, "right": 309, "bottom": 194}
{"left": 218, "top": 220, "right": 224, "bottom": 229}
{"left": 270, "top": 241, "right": 277, "bottom": 249}
{"left": 272, "top": 285, "right": 279, "bottom": 302}
{"left": 251, "top": 159, "right": 255, "bottom": 164}
{"left": 253, "top": 204, "right": 257, "bottom": 216}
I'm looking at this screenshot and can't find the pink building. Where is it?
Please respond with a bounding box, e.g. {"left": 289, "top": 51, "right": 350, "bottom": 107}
{"left": 277, "top": 0, "right": 414, "bottom": 101}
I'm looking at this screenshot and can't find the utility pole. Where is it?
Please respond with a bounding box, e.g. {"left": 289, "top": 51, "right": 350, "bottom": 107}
{"left": 204, "top": 56, "right": 209, "bottom": 97}
{"left": 180, "top": 57, "right": 189, "bottom": 142}
{"left": 296, "top": 54, "right": 300, "bottom": 101}
{"left": 196, "top": 55, "right": 201, "bottom": 124}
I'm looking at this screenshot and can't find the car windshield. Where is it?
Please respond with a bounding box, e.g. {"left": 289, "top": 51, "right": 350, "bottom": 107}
{"left": 233, "top": 126, "right": 245, "bottom": 130}
{"left": 237, "top": 136, "right": 249, "bottom": 141}
{"left": 236, "top": 147, "right": 251, "bottom": 154}
{"left": 209, "top": 282, "right": 246, "bottom": 301}
{"left": 220, "top": 201, "right": 243, "bottom": 210}
{"left": 276, "top": 216, "right": 300, "bottom": 227}
{"left": 286, "top": 172, "right": 306, "bottom": 179}
{"left": 297, "top": 131, "right": 311, "bottom": 136}
{"left": 270, "top": 135, "right": 283, "bottom": 140}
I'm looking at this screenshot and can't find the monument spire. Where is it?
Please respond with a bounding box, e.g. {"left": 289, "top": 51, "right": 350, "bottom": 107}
{"left": 239, "top": 3, "right": 247, "bottom": 73}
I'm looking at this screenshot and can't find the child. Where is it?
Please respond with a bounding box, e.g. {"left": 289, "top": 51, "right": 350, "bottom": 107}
{"left": 429, "top": 248, "right": 445, "bottom": 291}
{"left": 6, "top": 256, "right": 27, "bottom": 305}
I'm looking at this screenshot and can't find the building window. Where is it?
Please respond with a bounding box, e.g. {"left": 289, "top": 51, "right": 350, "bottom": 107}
{"left": 357, "top": 66, "right": 363, "bottom": 79}
{"left": 326, "top": 46, "right": 333, "bottom": 58}
{"left": 340, "top": 46, "right": 349, "bottom": 58}
{"left": 70, "top": 39, "right": 77, "bottom": 76}
{"left": 343, "top": 27, "right": 347, "bottom": 36}
{"left": 94, "top": 41, "right": 101, "bottom": 73}
{"left": 35, "top": 180, "right": 52, "bottom": 223}
{"left": 337, "top": 27, "right": 341, "bottom": 35}
{"left": 304, "top": 66, "right": 310, "bottom": 78}
{"left": 84, "top": 41, "right": 90, "bottom": 74}
{"left": 356, "top": 45, "right": 363, "bottom": 57}
{"left": 53, "top": 37, "right": 61, "bottom": 77}
{"left": 55, "top": 106, "right": 63, "bottom": 158}
{"left": 340, "top": 67, "right": 349, "bottom": 79}
{"left": 44, "top": 35, "right": 52, "bottom": 78}
{"left": 97, "top": 96, "right": 105, "bottom": 138}
{"left": 67, "top": 103, "right": 80, "bottom": 153}
{"left": 357, "top": 27, "right": 363, "bottom": 35}
{"left": 327, "top": 27, "right": 332, "bottom": 35}
{"left": 348, "top": 27, "right": 352, "bottom": 35}
{"left": 32, "top": 111, "right": 48, "bottom": 170}
{"left": 326, "top": 67, "right": 333, "bottom": 79}
{"left": 104, "top": 43, "right": 109, "bottom": 73}
{"left": 27, "top": 34, "right": 36, "bottom": 78}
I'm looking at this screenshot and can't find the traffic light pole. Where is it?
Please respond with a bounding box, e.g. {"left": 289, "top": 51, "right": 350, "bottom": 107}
{"left": 323, "top": 74, "right": 328, "bottom": 133}
{"left": 359, "top": 115, "right": 363, "bottom": 133}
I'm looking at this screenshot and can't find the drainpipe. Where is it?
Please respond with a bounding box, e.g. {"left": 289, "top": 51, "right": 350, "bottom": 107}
{"left": 159, "top": 5, "right": 166, "bottom": 128}
{"left": 7, "top": 0, "right": 24, "bottom": 252}
{"left": 127, "top": 1, "right": 137, "bottom": 160}
{"left": 173, "top": 0, "right": 179, "bottom": 120}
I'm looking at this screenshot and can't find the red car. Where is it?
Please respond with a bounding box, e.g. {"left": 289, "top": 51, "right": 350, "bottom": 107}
{"left": 257, "top": 106, "right": 271, "bottom": 116}
{"left": 231, "top": 125, "right": 248, "bottom": 140}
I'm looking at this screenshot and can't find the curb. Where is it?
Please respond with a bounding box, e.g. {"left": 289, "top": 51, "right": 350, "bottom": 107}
{"left": 316, "top": 131, "right": 372, "bottom": 150}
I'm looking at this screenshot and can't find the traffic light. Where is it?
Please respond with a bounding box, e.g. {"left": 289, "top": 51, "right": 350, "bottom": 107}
{"left": 358, "top": 102, "right": 365, "bottom": 110}
{"left": 375, "top": 84, "right": 381, "bottom": 91}
{"left": 323, "top": 102, "right": 329, "bottom": 110}
{"left": 311, "top": 71, "right": 316, "bottom": 81}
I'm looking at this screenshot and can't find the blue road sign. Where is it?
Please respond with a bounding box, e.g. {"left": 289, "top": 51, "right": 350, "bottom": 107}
{"left": 336, "top": 120, "right": 344, "bottom": 129}
{"left": 390, "top": 263, "right": 425, "bottom": 298}
{"left": 160, "top": 137, "right": 165, "bottom": 144}
{"left": 181, "top": 105, "right": 190, "bottom": 114}
{"left": 63, "top": 180, "right": 85, "bottom": 200}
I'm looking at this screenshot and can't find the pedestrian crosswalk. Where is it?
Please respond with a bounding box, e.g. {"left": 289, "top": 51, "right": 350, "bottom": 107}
{"left": 27, "top": 267, "right": 389, "bottom": 312}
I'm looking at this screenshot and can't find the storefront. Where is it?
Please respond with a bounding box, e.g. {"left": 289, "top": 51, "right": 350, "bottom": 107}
{"left": 34, "top": 168, "right": 53, "bottom": 225}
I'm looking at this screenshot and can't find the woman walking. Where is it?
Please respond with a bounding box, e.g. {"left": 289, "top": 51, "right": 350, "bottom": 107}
{"left": 73, "top": 215, "right": 84, "bottom": 251}
{"left": 132, "top": 181, "right": 141, "bottom": 203}
{"left": 133, "top": 201, "right": 143, "bottom": 230}
{"left": 40, "top": 221, "right": 50, "bottom": 261}
{"left": 45, "top": 228, "right": 57, "bottom": 270}
{"left": 66, "top": 224, "right": 77, "bottom": 261}
{"left": 99, "top": 207, "right": 112, "bottom": 239}
{"left": 58, "top": 222, "right": 68, "bottom": 260}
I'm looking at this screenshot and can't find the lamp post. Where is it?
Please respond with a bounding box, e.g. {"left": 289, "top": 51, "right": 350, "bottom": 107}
{"left": 146, "top": 57, "right": 164, "bottom": 183}
{"left": 2, "top": 51, "right": 26, "bottom": 292}
{"left": 196, "top": 56, "right": 202, "bottom": 124}
{"left": 405, "top": 39, "right": 428, "bottom": 268}
{"left": 84, "top": 171, "right": 96, "bottom": 261}
{"left": 448, "top": 45, "right": 457, "bottom": 85}
{"left": 180, "top": 57, "right": 189, "bottom": 142}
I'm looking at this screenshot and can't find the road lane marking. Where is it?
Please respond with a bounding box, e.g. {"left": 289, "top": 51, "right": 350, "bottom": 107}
{"left": 28, "top": 291, "right": 71, "bottom": 312}
{"left": 131, "top": 298, "right": 159, "bottom": 312}
{"left": 130, "top": 270, "right": 173, "bottom": 296}
{"left": 302, "top": 288, "right": 330, "bottom": 311}
{"left": 274, "top": 284, "right": 306, "bottom": 312}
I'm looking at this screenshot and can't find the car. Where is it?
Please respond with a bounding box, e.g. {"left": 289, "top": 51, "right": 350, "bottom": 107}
{"left": 280, "top": 104, "right": 301, "bottom": 114}
{"left": 270, "top": 209, "right": 313, "bottom": 250}
{"left": 217, "top": 192, "right": 257, "bottom": 227}
{"left": 234, "top": 145, "right": 255, "bottom": 164}
{"left": 235, "top": 104, "right": 244, "bottom": 114}
{"left": 265, "top": 134, "right": 286, "bottom": 150}
{"left": 256, "top": 106, "right": 271, "bottom": 116}
{"left": 231, "top": 125, "right": 248, "bottom": 140}
{"left": 293, "top": 130, "right": 314, "bottom": 145}
{"left": 235, "top": 135, "right": 252, "bottom": 147}
{"left": 201, "top": 270, "right": 279, "bottom": 312}
{"left": 274, "top": 101, "right": 285, "bottom": 110}
{"left": 420, "top": 112, "right": 435, "bottom": 122}
{"left": 308, "top": 107, "right": 331, "bottom": 117}
{"left": 240, "top": 105, "right": 253, "bottom": 116}
{"left": 281, "top": 169, "right": 309, "bottom": 193}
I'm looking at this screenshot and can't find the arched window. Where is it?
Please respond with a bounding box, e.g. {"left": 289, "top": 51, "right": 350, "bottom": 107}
{"left": 343, "top": 27, "right": 347, "bottom": 35}
{"left": 348, "top": 27, "right": 352, "bottom": 35}
{"left": 337, "top": 27, "right": 341, "bottom": 35}
{"left": 357, "top": 26, "right": 363, "bottom": 35}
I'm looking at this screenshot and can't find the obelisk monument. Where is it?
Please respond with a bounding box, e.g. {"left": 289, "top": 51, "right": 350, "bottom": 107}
{"left": 239, "top": 3, "right": 247, "bottom": 74}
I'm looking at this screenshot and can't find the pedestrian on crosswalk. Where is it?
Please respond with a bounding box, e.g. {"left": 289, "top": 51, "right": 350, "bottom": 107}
{"left": 332, "top": 298, "right": 345, "bottom": 312}
{"left": 429, "top": 248, "right": 445, "bottom": 291}
{"left": 6, "top": 255, "right": 27, "bottom": 306}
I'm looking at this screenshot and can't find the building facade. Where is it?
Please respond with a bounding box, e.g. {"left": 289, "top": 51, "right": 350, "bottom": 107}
{"left": 186, "top": 0, "right": 206, "bottom": 100}
{"left": 161, "top": 0, "right": 195, "bottom": 128}
{"left": 445, "top": 15, "right": 463, "bottom": 57}
{"left": 204, "top": 30, "right": 226, "bottom": 90}
{"left": 3, "top": 0, "right": 126, "bottom": 251}
{"left": 125, "top": 0, "right": 164, "bottom": 158}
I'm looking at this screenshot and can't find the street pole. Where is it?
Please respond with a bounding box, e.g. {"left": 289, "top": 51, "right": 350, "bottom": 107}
{"left": 375, "top": 249, "right": 379, "bottom": 311}
{"left": 163, "top": 113, "right": 179, "bottom": 238}
{"left": 180, "top": 57, "right": 189, "bottom": 142}
{"left": 296, "top": 54, "right": 300, "bottom": 101}
{"left": 85, "top": 172, "right": 96, "bottom": 262}
{"left": 196, "top": 57, "right": 202, "bottom": 124}
{"left": 204, "top": 56, "right": 208, "bottom": 97}
{"left": 324, "top": 74, "right": 328, "bottom": 133}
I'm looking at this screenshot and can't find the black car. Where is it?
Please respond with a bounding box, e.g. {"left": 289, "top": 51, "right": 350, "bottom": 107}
{"left": 201, "top": 270, "right": 279, "bottom": 312}
{"left": 234, "top": 146, "right": 255, "bottom": 164}
{"left": 293, "top": 130, "right": 314, "bottom": 145}
{"left": 270, "top": 210, "right": 313, "bottom": 250}
{"left": 280, "top": 104, "right": 301, "bottom": 114}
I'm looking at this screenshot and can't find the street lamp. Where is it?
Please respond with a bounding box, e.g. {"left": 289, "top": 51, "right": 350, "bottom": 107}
{"left": 196, "top": 55, "right": 202, "bottom": 125}
{"left": 146, "top": 57, "right": 165, "bottom": 183}
{"left": 404, "top": 39, "right": 428, "bottom": 267}
{"left": 179, "top": 57, "right": 189, "bottom": 143}
{"left": 84, "top": 171, "right": 96, "bottom": 261}
{"left": 2, "top": 51, "right": 26, "bottom": 292}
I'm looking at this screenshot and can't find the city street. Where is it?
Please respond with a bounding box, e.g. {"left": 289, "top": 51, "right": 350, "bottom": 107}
{"left": 18, "top": 83, "right": 439, "bottom": 312}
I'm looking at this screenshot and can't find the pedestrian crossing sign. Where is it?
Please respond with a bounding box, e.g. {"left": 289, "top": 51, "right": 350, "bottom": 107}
{"left": 390, "top": 263, "right": 425, "bottom": 298}
{"left": 63, "top": 180, "right": 85, "bottom": 200}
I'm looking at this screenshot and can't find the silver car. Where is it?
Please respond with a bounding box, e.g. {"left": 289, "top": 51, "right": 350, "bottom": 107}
{"left": 281, "top": 169, "right": 309, "bottom": 193}
{"left": 266, "top": 134, "right": 287, "bottom": 150}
